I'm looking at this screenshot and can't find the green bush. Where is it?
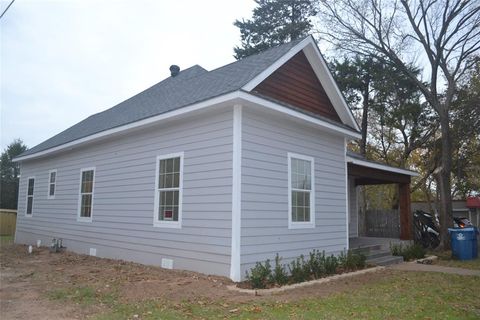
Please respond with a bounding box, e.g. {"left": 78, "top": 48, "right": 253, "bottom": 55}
{"left": 270, "top": 254, "right": 289, "bottom": 285}
{"left": 325, "top": 254, "right": 338, "bottom": 275}
{"left": 288, "top": 255, "right": 310, "bottom": 283}
{"left": 339, "top": 250, "right": 367, "bottom": 271}
{"left": 390, "top": 243, "right": 426, "bottom": 261}
{"left": 307, "top": 250, "right": 326, "bottom": 278}
{"left": 246, "top": 249, "right": 368, "bottom": 288}
{"left": 245, "top": 259, "right": 272, "bottom": 289}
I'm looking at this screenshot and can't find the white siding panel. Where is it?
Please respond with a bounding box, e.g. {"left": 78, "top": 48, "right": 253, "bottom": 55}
{"left": 240, "top": 107, "right": 348, "bottom": 276}
{"left": 15, "top": 109, "right": 233, "bottom": 277}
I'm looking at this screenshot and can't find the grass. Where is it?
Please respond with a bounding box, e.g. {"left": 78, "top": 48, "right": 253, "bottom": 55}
{"left": 434, "top": 250, "right": 480, "bottom": 270}
{"left": 84, "top": 271, "right": 480, "bottom": 320}
{"left": 49, "top": 286, "right": 118, "bottom": 307}
{"left": 0, "top": 235, "right": 13, "bottom": 247}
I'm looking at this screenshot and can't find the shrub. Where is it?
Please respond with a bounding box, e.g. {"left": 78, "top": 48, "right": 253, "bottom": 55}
{"left": 270, "top": 254, "right": 289, "bottom": 285}
{"left": 307, "top": 250, "right": 326, "bottom": 279}
{"left": 339, "top": 249, "right": 366, "bottom": 271}
{"left": 245, "top": 259, "right": 272, "bottom": 289}
{"left": 324, "top": 254, "right": 338, "bottom": 275}
{"left": 390, "top": 243, "right": 426, "bottom": 261}
{"left": 245, "top": 249, "right": 368, "bottom": 288}
{"left": 288, "top": 255, "right": 310, "bottom": 283}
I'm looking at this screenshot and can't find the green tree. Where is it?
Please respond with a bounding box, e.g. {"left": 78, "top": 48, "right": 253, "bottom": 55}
{"left": 234, "top": 0, "right": 317, "bottom": 59}
{"left": 330, "top": 56, "right": 385, "bottom": 155}
{"left": 0, "top": 139, "right": 28, "bottom": 209}
{"left": 318, "top": 0, "right": 480, "bottom": 249}
{"left": 450, "top": 59, "right": 480, "bottom": 198}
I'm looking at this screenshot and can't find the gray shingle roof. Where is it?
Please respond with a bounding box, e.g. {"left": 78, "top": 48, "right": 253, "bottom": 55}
{"left": 21, "top": 39, "right": 304, "bottom": 157}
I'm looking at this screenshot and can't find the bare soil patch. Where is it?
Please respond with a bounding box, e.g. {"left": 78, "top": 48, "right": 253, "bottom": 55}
{"left": 1, "top": 243, "right": 394, "bottom": 319}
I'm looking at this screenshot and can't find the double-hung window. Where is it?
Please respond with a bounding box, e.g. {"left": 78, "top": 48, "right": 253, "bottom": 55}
{"left": 154, "top": 153, "right": 183, "bottom": 228}
{"left": 48, "top": 169, "right": 57, "bottom": 199}
{"left": 26, "top": 177, "right": 35, "bottom": 216}
{"left": 288, "top": 153, "right": 315, "bottom": 229}
{"left": 78, "top": 168, "right": 95, "bottom": 222}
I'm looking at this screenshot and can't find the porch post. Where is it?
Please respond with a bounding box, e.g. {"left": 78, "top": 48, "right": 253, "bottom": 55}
{"left": 399, "top": 182, "right": 413, "bottom": 240}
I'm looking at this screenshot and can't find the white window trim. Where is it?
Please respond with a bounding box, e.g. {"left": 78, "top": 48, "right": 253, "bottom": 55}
{"left": 153, "top": 152, "right": 184, "bottom": 229}
{"left": 47, "top": 169, "right": 57, "bottom": 199}
{"left": 25, "top": 176, "right": 35, "bottom": 217}
{"left": 288, "top": 153, "right": 315, "bottom": 229}
{"left": 77, "top": 167, "right": 95, "bottom": 223}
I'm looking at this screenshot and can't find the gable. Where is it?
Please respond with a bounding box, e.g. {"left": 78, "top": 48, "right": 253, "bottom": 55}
{"left": 251, "top": 51, "right": 342, "bottom": 123}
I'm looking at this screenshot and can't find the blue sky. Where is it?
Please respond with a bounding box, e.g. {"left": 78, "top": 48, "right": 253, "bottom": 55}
{"left": 0, "top": 0, "right": 255, "bottom": 150}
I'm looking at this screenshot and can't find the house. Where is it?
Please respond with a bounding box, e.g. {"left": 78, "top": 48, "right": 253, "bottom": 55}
{"left": 13, "top": 36, "right": 417, "bottom": 281}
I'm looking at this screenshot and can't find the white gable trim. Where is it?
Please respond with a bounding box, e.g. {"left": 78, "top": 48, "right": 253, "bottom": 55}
{"left": 242, "top": 37, "right": 312, "bottom": 92}
{"left": 238, "top": 92, "right": 361, "bottom": 139}
{"left": 242, "top": 36, "right": 360, "bottom": 131}
{"left": 347, "top": 156, "right": 419, "bottom": 177}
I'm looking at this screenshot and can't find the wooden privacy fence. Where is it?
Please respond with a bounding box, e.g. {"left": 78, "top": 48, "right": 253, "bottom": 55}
{"left": 0, "top": 209, "right": 17, "bottom": 236}
{"left": 364, "top": 209, "right": 400, "bottom": 238}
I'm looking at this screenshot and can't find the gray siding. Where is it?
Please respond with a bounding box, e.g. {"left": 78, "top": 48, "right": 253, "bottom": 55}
{"left": 348, "top": 177, "right": 358, "bottom": 237}
{"left": 240, "top": 107, "right": 348, "bottom": 275}
{"left": 15, "top": 109, "right": 233, "bottom": 277}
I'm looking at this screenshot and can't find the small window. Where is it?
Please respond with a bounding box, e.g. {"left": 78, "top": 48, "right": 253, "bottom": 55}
{"left": 48, "top": 169, "right": 57, "bottom": 199}
{"left": 288, "top": 153, "right": 315, "bottom": 229}
{"left": 77, "top": 168, "right": 95, "bottom": 222}
{"left": 26, "top": 177, "right": 35, "bottom": 216}
{"left": 154, "top": 153, "right": 183, "bottom": 228}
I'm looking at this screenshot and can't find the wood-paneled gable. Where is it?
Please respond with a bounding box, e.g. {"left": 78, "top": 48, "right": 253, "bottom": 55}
{"left": 252, "top": 51, "right": 342, "bottom": 123}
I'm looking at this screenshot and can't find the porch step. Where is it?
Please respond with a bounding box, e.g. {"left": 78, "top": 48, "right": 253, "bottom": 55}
{"left": 351, "top": 243, "right": 404, "bottom": 267}
{"left": 367, "top": 255, "right": 404, "bottom": 266}
{"left": 351, "top": 244, "right": 383, "bottom": 253}
{"left": 365, "top": 249, "right": 393, "bottom": 260}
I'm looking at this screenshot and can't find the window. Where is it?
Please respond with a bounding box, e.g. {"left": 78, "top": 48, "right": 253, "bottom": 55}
{"left": 26, "top": 177, "right": 35, "bottom": 216}
{"left": 77, "top": 168, "right": 95, "bottom": 222}
{"left": 288, "top": 153, "right": 315, "bottom": 229}
{"left": 48, "top": 169, "right": 57, "bottom": 199}
{"left": 154, "top": 153, "right": 183, "bottom": 228}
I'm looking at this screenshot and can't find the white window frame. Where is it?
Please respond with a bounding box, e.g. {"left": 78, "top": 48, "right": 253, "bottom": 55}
{"left": 77, "top": 167, "right": 95, "bottom": 223}
{"left": 288, "top": 153, "right": 315, "bottom": 229}
{"left": 153, "top": 152, "right": 184, "bottom": 228}
{"left": 47, "top": 169, "right": 57, "bottom": 199}
{"left": 25, "top": 176, "right": 35, "bottom": 217}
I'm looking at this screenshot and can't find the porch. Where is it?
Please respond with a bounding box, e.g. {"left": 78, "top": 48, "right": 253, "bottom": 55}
{"left": 347, "top": 152, "right": 419, "bottom": 242}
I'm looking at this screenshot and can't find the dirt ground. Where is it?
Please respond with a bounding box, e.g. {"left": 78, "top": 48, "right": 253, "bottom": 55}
{"left": 1, "top": 243, "right": 392, "bottom": 319}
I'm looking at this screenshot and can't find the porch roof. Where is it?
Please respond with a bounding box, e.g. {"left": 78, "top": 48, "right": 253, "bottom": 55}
{"left": 347, "top": 152, "right": 419, "bottom": 186}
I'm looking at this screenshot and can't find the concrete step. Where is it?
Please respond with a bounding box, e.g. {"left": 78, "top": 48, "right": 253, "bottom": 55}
{"left": 365, "top": 249, "right": 393, "bottom": 260}
{"left": 351, "top": 244, "right": 382, "bottom": 253}
{"left": 367, "top": 255, "right": 404, "bottom": 266}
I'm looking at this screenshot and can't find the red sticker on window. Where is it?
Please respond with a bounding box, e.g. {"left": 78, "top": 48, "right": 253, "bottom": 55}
{"left": 164, "top": 210, "right": 173, "bottom": 219}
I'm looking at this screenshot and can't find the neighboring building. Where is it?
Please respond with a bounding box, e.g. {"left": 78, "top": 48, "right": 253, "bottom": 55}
{"left": 412, "top": 197, "right": 480, "bottom": 227}
{"left": 14, "top": 36, "right": 417, "bottom": 281}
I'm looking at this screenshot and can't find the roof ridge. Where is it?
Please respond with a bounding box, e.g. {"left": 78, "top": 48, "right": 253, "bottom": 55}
{"left": 207, "top": 37, "right": 306, "bottom": 75}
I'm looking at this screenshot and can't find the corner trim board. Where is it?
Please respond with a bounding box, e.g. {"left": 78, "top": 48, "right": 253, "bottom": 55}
{"left": 230, "top": 104, "right": 242, "bottom": 282}
{"left": 344, "top": 139, "right": 349, "bottom": 250}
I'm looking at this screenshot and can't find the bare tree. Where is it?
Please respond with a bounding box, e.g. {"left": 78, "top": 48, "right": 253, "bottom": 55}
{"left": 317, "top": 0, "right": 480, "bottom": 248}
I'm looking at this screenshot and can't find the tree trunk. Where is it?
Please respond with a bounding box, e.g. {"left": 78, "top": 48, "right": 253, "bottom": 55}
{"left": 437, "top": 113, "right": 454, "bottom": 250}
{"left": 360, "top": 85, "right": 369, "bottom": 155}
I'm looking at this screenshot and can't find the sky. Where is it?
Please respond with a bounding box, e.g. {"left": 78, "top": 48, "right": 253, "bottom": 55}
{"left": 0, "top": 0, "right": 256, "bottom": 151}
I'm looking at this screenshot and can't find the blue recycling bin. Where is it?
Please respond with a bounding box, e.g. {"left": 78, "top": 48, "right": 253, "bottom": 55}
{"left": 448, "top": 227, "right": 478, "bottom": 260}
{"left": 473, "top": 227, "right": 478, "bottom": 259}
